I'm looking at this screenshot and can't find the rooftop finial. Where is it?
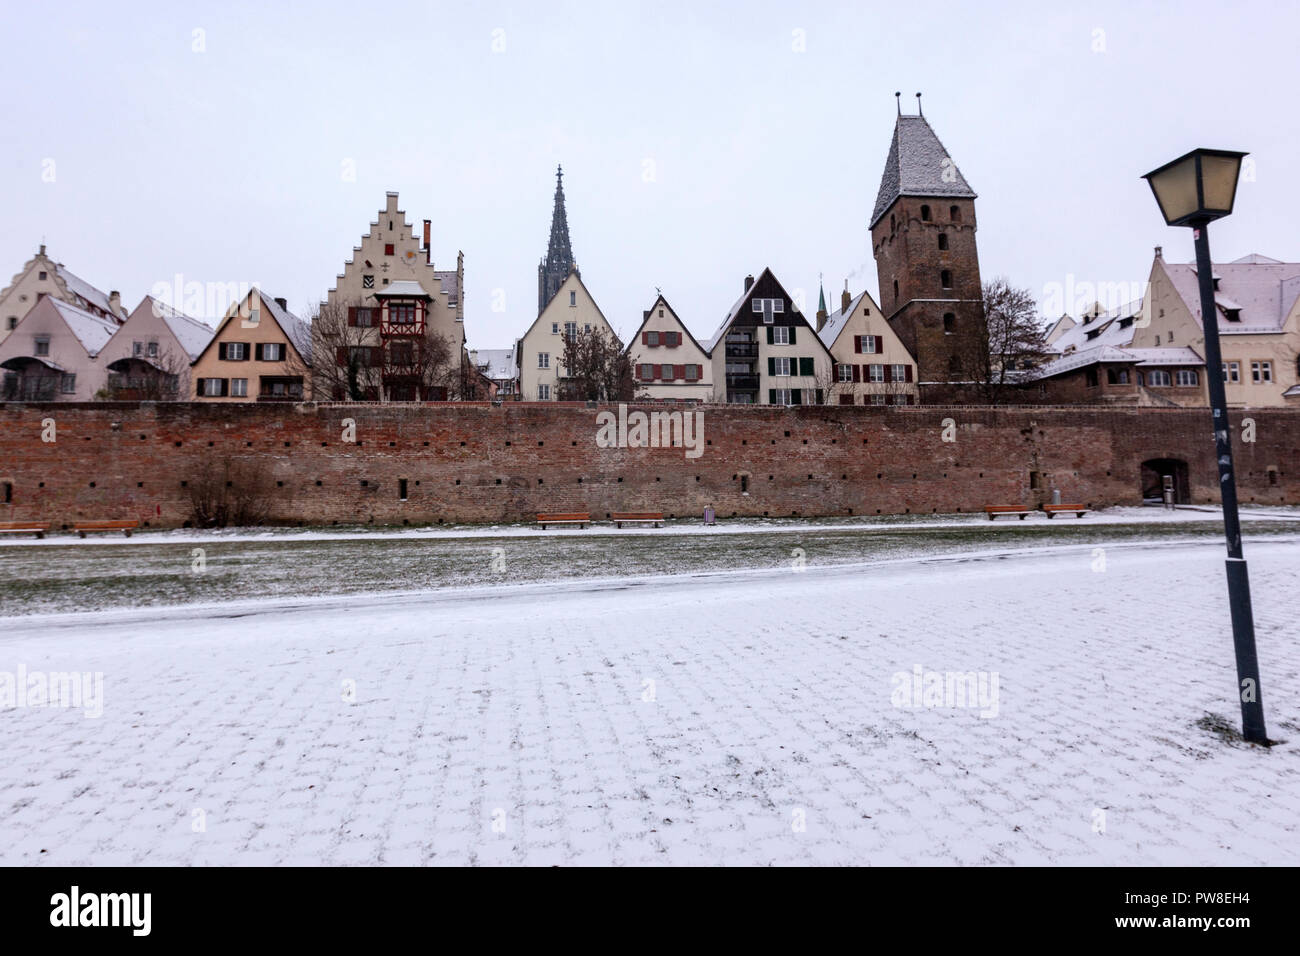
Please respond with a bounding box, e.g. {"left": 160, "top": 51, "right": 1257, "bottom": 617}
{"left": 895, "top": 91, "right": 901, "bottom": 115}
{"left": 915, "top": 92, "right": 923, "bottom": 116}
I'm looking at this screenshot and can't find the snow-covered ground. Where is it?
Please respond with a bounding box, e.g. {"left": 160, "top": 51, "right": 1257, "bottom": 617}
{"left": 1, "top": 536, "right": 1296, "bottom": 865}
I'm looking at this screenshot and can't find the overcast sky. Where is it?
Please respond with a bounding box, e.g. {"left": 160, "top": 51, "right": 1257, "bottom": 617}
{"left": 3, "top": 0, "right": 1296, "bottom": 347}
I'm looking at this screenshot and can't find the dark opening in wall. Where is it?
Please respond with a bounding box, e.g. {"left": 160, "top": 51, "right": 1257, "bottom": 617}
{"left": 2, "top": 482, "right": 11, "bottom": 504}
{"left": 1030, "top": 471, "right": 1041, "bottom": 489}
{"left": 741, "top": 475, "right": 749, "bottom": 493}
{"left": 399, "top": 479, "right": 408, "bottom": 500}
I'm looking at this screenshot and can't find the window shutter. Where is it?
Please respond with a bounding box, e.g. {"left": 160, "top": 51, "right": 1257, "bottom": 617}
{"left": 852, "top": 364, "right": 861, "bottom": 383}
{"left": 219, "top": 378, "right": 228, "bottom": 397}
{"left": 768, "top": 357, "right": 776, "bottom": 376}
{"left": 815, "top": 389, "right": 824, "bottom": 405}
{"left": 768, "top": 389, "right": 776, "bottom": 405}
{"left": 905, "top": 365, "right": 913, "bottom": 382}
{"left": 854, "top": 336, "right": 862, "bottom": 354}
{"left": 254, "top": 343, "right": 263, "bottom": 361}
{"left": 217, "top": 342, "right": 227, "bottom": 360}
{"left": 875, "top": 335, "right": 884, "bottom": 353}
{"left": 791, "top": 389, "right": 802, "bottom": 405}
{"left": 641, "top": 331, "right": 648, "bottom": 345}
{"left": 789, "top": 326, "right": 797, "bottom": 345}
{"left": 674, "top": 364, "right": 685, "bottom": 380}
{"left": 766, "top": 327, "right": 774, "bottom": 345}
{"left": 348, "top": 307, "right": 357, "bottom": 327}
{"left": 336, "top": 346, "right": 347, "bottom": 366}
{"left": 799, "top": 357, "right": 813, "bottom": 376}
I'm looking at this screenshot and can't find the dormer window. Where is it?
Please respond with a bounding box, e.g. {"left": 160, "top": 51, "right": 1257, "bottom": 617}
{"left": 1119, "top": 316, "right": 1134, "bottom": 329}
{"left": 1086, "top": 329, "right": 1101, "bottom": 340}
{"left": 1225, "top": 308, "right": 1242, "bottom": 322}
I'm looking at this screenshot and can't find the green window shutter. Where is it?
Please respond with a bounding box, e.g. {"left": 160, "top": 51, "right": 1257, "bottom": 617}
{"left": 800, "top": 357, "right": 814, "bottom": 376}
{"left": 815, "top": 389, "right": 824, "bottom": 405}
{"left": 789, "top": 326, "right": 797, "bottom": 344}
{"left": 766, "top": 327, "right": 774, "bottom": 345}
{"left": 768, "top": 389, "right": 776, "bottom": 404}
{"left": 791, "top": 388, "right": 802, "bottom": 405}
{"left": 768, "top": 357, "right": 776, "bottom": 376}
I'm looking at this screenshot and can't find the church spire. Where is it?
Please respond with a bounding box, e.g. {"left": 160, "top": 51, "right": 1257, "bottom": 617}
{"left": 538, "top": 164, "right": 578, "bottom": 313}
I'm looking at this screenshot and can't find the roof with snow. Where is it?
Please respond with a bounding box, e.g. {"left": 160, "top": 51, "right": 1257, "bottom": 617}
{"left": 54, "top": 262, "right": 121, "bottom": 318}
{"left": 49, "top": 298, "right": 119, "bottom": 356}
{"left": 259, "top": 291, "right": 311, "bottom": 364}
{"left": 375, "top": 279, "right": 430, "bottom": 299}
{"left": 136, "top": 296, "right": 214, "bottom": 360}
{"left": 1163, "top": 256, "right": 1300, "bottom": 335}
{"left": 1046, "top": 299, "right": 1144, "bottom": 357}
{"left": 817, "top": 290, "right": 871, "bottom": 349}
{"left": 869, "top": 114, "right": 977, "bottom": 229}
{"left": 474, "top": 348, "right": 517, "bottom": 381}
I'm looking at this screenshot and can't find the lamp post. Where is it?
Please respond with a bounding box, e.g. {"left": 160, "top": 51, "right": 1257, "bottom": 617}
{"left": 1142, "top": 148, "right": 1268, "bottom": 744}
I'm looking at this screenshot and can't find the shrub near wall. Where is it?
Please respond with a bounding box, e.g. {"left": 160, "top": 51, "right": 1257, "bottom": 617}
{"left": 0, "top": 402, "right": 1295, "bottom": 528}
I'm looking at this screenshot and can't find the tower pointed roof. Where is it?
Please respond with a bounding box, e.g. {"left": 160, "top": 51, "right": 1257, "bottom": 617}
{"left": 817, "top": 277, "right": 827, "bottom": 315}
{"left": 869, "top": 112, "right": 976, "bottom": 229}
{"left": 538, "top": 165, "right": 578, "bottom": 313}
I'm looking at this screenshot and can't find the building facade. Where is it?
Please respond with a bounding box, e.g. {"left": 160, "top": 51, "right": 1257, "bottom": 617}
{"left": 706, "top": 269, "right": 834, "bottom": 405}
{"left": 0, "top": 296, "right": 118, "bottom": 400}
{"left": 190, "top": 289, "right": 311, "bottom": 401}
{"left": 515, "top": 270, "right": 620, "bottom": 401}
{"left": 97, "top": 297, "right": 214, "bottom": 400}
{"left": 0, "top": 245, "right": 124, "bottom": 344}
{"left": 869, "top": 104, "right": 985, "bottom": 399}
{"left": 626, "top": 295, "right": 712, "bottom": 401}
{"left": 817, "top": 283, "right": 918, "bottom": 405}
{"left": 319, "top": 192, "right": 466, "bottom": 401}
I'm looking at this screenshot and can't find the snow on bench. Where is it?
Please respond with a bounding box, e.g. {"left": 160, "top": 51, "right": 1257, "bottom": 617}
{"left": 984, "top": 505, "right": 1032, "bottom": 521}
{"left": 0, "top": 521, "right": 49, "bottom": 539}
{"left": 612, "top": 512, "right": 663, "bottom": 528}
{"left": 74, "top": 520, "right": 139, "bottom": 538}
{"left": 536, "top": 512, "right": 590, "bottom": 530}
{"left": 1044, "top": 504, "right": 1090, "bottom": 518}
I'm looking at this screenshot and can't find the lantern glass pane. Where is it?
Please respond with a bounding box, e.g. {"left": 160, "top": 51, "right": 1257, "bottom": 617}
{"left": 1200, "top": 153, "right": 1242, "bottom": 212}
{"left": 1152, "top": 155, "right": 1200, "bottom": 224}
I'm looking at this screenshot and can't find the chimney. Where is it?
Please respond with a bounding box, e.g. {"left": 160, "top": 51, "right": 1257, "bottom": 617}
{"left": 109, "top": 290, "right": 121, "bottom": 318}
{"left": 274, "top": 297, "right": 288, "bottom": 312}
{"left": 841, "top": 282, "right": 851, "bottom": 314}
{"left": 424, "top": 220, "right": 431, "bottom": 265}
{"left": 1154, "top": 245, "right": 1163, "bottom": 260}
{"left": 744, "top": 274, "right": 754, "bottom": 293}
{"left": 39, "top": 243, "right": 46, "bottom": 256}
{"left": 816, "top": 304, "right": 827, "bottom": 332}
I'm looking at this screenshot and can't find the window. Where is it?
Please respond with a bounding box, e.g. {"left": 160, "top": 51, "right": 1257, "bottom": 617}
{"left": 399, "top": 479, "right": 408, "bottom": 501}
{"left": 943, "top": 313, "right": 955, "bottom": 333}
{"left": 772, "top": 357, "right": 792, "bottom": 376}
{"left": 38, "top": 271, "right": 47, "bottom": 280}
{"left": 1155, "top": 335, "right": 1160, "bottom": 345}
{"left": 661, "top": 364, "right": 674, "bottom": 380}
{"left": 890, "top": 213, "right": 896, "bottom": 233}
{"left": 348, "top": 346, "right": 372, "bottom": 367}
{"left": 658, "top": 309, "right": 664, "bottom": 317}
{"left": 950, "top": 205, "right": 962, "bottom": 222}
{"left": 362, "top": 275, "right": 374, "bottom": 289}
{"left": 893, "top": 280, "right": 899, "bottom": 300}
{"left": 565, "top": 321, "right": 577, "bottom": 340}
{"left": 551, "top": 322, "right": 559, "bottom": 334}
{"left": 937, "top": 233, "right": 948, "bottom": 251}
{"left": 538, "top": 352, "right": 550, "bottom": 369}
{"left": 584, "top": 324, "right": 591, "bottom": 333}
{"left": 869, "top": 394, "right": 886, "bottom": 405}
{"left": 665, "top": 331, "right": 678, "bottom": 346}
{"left": 1085, "top": 368, "right": 1099, "bottom": 388}
{"left": 1107, "top": 368, "right": 1130, "bottom": 385}
{"left": 868, "top": 364, "right": 884, "bottom": 382}
{"left": 1147, "top": 370, "right": 1172, "bottom": 386}
{"left": 230, "top": 378, "right": 248, "bottom": 397}
{"left": 569, "top": 291, "right": 576, "bottom": 306}
{"left": 390, "top": 342, "right": 414, "bottom": 366}
{"left": 1225, "top": 308, "right": 1241, "bottom": 322}
{"left": 221, "top": 342, "right": 248, "bottom": 360}
{"left": 384, "top": 243, "right": 395, "bottom": 256}
{"left": 941, "top": 270, "right": 952, "bottom": 289}
{"left": 920, "top": 204, "right": 931, "bottom": 221}
{"left": 390, "top": 303, "right": 416, "bottom": 325}
{"left": 34, "top": 337, "right": 49, "bottom": 356}
{"left": 1223, "top": 361, "right": 1240, "bottom": 383}
{"left": 200, "top": 378, "right": 225, "bottom": 396}
{"left": 772, "top": 388, "right": 792, "bottom": 406}
{"left": 646, "top": 331, "right": 659, "bottom": 346}
{"left": 685, "top": 364, "right": 699, "bottom": 381}
{"left": 60, "top": 373, "right": 76, "bottom": 394}
{"left": 537, "top": 384, "right": 550, "bottom": 400}
{"left": 1176, "top": 369, "right": 1199, "bottom": 386}
{"left": 5, "top": 317, "right": 15, "bottom": 330}
{"left": 837, "top": 363, "right": 852, "bottom": 382}
{"left": 887, "top": 364, "right": 903, "bottom": 382}
{"left": 147, "top": 341, "right": 158, "bottom": 358}
{"left": 772, "top": 326, "right": 789, "bottom": 345}
{"left": 640, "top": 363, "right": 654, "bottom": 380}
{"left": 262, "top": 343, "right": 285, "bottom": 361}
{"left": 1252, "top": 361, "right": 1273, "bottom": 383}
{"left": 858, "top": 335, "right": 878, "bottom": 354}
{"left": 751, "top": 298, "right": 783, "bottom": 323}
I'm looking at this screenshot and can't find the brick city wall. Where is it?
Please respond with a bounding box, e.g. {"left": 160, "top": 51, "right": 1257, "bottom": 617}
{"left": 0, "top": 402, "right": 1296, "bottom": 528}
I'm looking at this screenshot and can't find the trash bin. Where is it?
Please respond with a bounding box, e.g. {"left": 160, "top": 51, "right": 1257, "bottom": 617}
{"left": 703, "top": 505, "right": 715, "bottom": 526}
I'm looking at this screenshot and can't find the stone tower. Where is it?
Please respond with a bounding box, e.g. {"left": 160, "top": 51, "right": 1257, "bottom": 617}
{"left": 537, "top": 165, "right": 578, "bottom": 315}
{"left": 870, "top": 98, "right": 983, "bottom": 397}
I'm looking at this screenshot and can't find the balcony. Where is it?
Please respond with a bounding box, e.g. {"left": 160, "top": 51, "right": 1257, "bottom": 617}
{"left": 726, "top": 373, "right": 760, "bottom": 390}
{"left": 725, "top": 343, "right": 759, "bottom": 359}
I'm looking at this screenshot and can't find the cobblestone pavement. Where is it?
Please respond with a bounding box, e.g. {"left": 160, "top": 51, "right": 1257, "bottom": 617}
{"left": 1, "top": 537, "right": 1296, "bottom": 865}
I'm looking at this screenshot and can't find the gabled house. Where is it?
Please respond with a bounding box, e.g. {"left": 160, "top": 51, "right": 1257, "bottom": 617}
{"left": 0, "top": 245, "right": 125, "bottom": 343}
{"left": 1136, "top": 249, "right": 1300, "bottom": 407}
{"left": 625, "top": 294, "right": 712, "bottom": 402}
{"left": 190, "top": 289, "right": 311, "bottom": 401}
{"left": 470, "top": 348, "right": 519, "bottom": 400}
{"left": 514, "top": 270, "right": 620, "bottom": 401}
{"left": 704, "top": 269, "right": 834, "bottom": 405}
{"left": 816, "top": 282, "right": 917, "bottom": 405}
{"left": 97, "top": 296, "right": 214, "bottom": 400}
{"left": 0, "top": 296, "right": 118, "bottom": 400}
{"left": 318, "top": 192, "right": 466, "bottom": 401}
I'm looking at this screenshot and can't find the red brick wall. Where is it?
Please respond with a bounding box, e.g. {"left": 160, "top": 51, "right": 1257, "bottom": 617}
{"left": 0, "top": 402, "right": 1295, "bottom": 527}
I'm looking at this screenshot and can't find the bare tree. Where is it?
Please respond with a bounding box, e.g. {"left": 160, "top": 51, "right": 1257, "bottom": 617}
{"left": 557, "top": 327, "right": 635, "bottom": 402}
{"left": 187, "top": 456, "right": 278, "bottom": 527}
{"left": 300, "top": 299, "right": 382, "bottom": 401}
{"left": 952, "top": 278, "right": 1047, "bottom": 404}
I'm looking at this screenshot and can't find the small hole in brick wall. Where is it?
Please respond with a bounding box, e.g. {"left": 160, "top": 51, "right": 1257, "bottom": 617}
{"left": 862, "top": 439, "right": 868, "bottom": 445}
{"left": 706, "top": 440, "right": 712, "bottom": 446}
{"left": 731, "top": 511, "right": 738, "bottom": 517}
{"left": 182, "top": 520, "right": 192, "bottom": 528}
{"left": 742, "top": 440, "right": 747, "bottom": 445}
{"left": 415, "top": 480, "right": 420, "bottom": 486}
{"left": 655, "top": 477, "right": 661, "bottom": 482}
{"left": 207, "top": 441, "right": 214, "bottom": 447}
{"left": 617, "top": 477, "right": 623, "bottom": 483}
{"left": 877, "top": 473, "right": 882, "bottom": 479}
{"left": 841, "top": 474, "right": 847, "bottom": 480}
{"left": 174, "top": 441, "right": 182, "bottom": 447}
{"left": 277, "top": 481, "right": 284, "bottom": 487}
{"left": 180, "top": 481, "right": 187, "bottom": 488}
{"left": 538, "top": 441, "right": 544, "bottom": 446}
{"left": 802, "top": 439, "right": 808, "bottom": 445}
{"left": 577, "top": 477, "right": 583, "bottom": 483}
{"left": 389, "top": 442, "right": 395, "bottom": 447}
{"left": 246, "top": 441, "right": 253, "bottom": 447}
{"left": 225, "top": 481, "right": 233, "bottom": 488}
{"left": 460, "top": 441, "right": 466, "bottom": 446}
{"left": 784, "top": 431, "right": 790, "bottom": 437}
{"left": 537, "top": 478, "right": 543, "bottom": 485}
{"left": 770, "top": 439, "right": 776, "bottom": 445}
{"left": 831, "top": 439, "right": 837, "bottom": 445}
{"left": 768, "top": 475, "right": 773, "bottom": 480}
{"left": 83, "top": 436, "right": 90, "bottom": 441}
{"left": 505, "top": 441, "right": 511, "bottom": 446}
{"left": 315, "top": 480, "right": 322, "bottom": 486}
{"left": 912, "top": 473, "right": 917, "bottom": 479}
{"left": 495, "top": 478, "right": 501, "bottom": 485}
{"left": 904, "top": 508, "right": 910, "bottom": 514}
{"left": 876, "top": 509, "right": 881, "bottom": 514}
{"left": 571, "top": 441, "right": 577, "bottom": 446}
{"left": 285, "top": 442, "right": 291, "bottom": 447}
{"left": 360, "top": 480, "right": 368, "bottom": 487}
{"left": 847, "top": 508, "right": 853, "bottom": 515}
{"left": 38, "top": 482, "right": 44, "bottom": 488}
{"left": 763, "top": 511, "right": 769, "bottom": 516}
{"left": 356, "top": 441, "right": 364, "bottom": 447}
{"left": 695, "top": 476, "right": 700, "bottom": 482}
{"left": 423, "top": 442, "right": 429, "bottom": 447}
{"left": 89, "top": 481, "right": 95, "bottom": 488}
{"left": 331, "top": 520, "right": 337, "bottom": 526}
{"left": 139, "top": 435, "right": 146, "bottom": 440}
{"left": 437, "top": 518, "right": 444, "bottom": 524}
{"left": 321, "top": 442, "right": 327, "bottom": 447}
{"left": 137, "top": 482, "right": 143, "bottom": 488}
{"left": 455, "top": 479, "right": 460, "bottom": 485}
{"left": 402, "top": 519, "right": 409, "bottom": 525}
{"left": 943, "top": 473, "right": 947, "bottom": 478}
{"left": 1106, "top": 470, "right": 1111, "bottom": 476}
{"left": 979, "top": 472, "right": 984, "bottom": 478}
{"left": 807, "top": 474, "right": 813, "bottom": 480}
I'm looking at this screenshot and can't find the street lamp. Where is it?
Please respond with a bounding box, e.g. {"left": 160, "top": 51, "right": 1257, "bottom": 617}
{"left": 1142, "top": 147, "right": 1269, "bottom": 744}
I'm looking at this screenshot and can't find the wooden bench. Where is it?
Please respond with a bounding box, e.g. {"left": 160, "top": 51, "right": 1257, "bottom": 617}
{"left": 1044, "top": 503, "right": 1090, "bottom": 518}
{"left": 0, "top": 521, "right": 49, "bottom": 539}
{"left": 984, "top": 505, "right": 1032, "bottom": 521}
{"left": 74, "top": 519, "right": 139, "bottom": 538}
{"left": 536, "top": 512, "right": 590, "bottom": 530}
{"left": 612, "top": 512, "right": 663, "bottom": 528}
